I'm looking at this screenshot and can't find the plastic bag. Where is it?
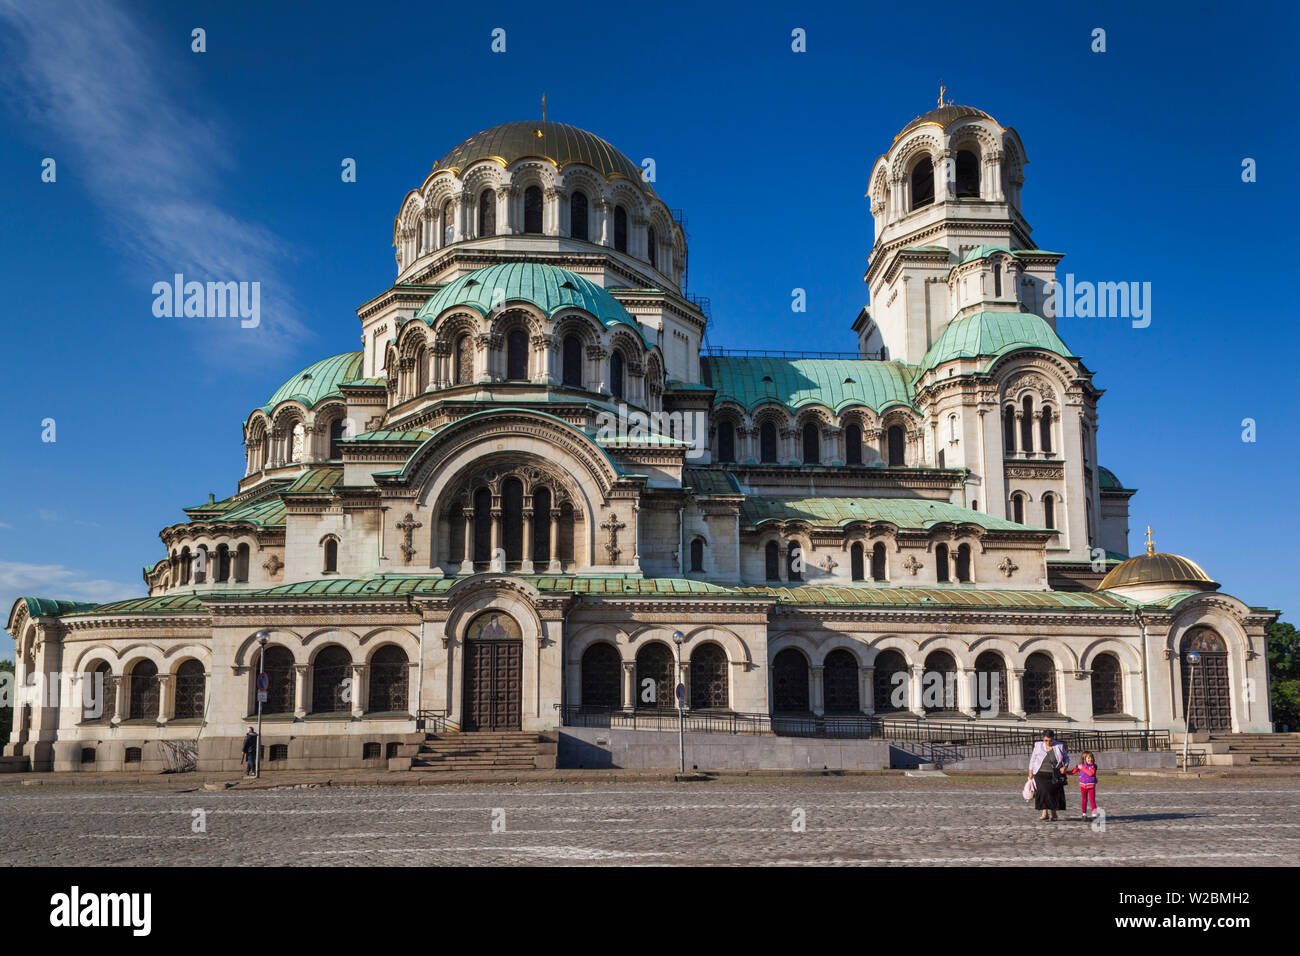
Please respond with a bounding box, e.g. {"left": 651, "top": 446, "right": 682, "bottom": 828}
{"left": 1022, "top": 777, "right": 1036, "bottom": 801}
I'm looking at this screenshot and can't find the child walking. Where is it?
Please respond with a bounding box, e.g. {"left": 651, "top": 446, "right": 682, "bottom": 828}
{"left": 1068, "top": 751, "right": 1099, "bottom": 819}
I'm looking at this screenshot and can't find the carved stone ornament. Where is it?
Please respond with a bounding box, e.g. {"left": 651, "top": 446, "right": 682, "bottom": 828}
{"left": 262, "top": 554, "right": 284, "bottom": 577}
{"left": 998, "top": 556, "right": 1019, "bottom": 578}
{"left": 902, "top": 555, "right": 923, "bottom": 576}
{"left": 601, "top": 513, "right": 626, "bottom": 564}
{"left": 397, "top": 512, "right": 423, "bottom": 565}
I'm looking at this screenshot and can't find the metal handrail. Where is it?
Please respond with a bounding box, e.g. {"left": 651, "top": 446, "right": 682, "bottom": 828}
{"left": 416, "top": 709, "right": 459, "bottom": 734}
{"left": 558, "top": 707, "right": 1170, "bottom": 754}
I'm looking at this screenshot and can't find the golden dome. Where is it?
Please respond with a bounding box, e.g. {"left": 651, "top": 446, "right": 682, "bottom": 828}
{"left": 431, "top": 121, "right": 654, "bottom": 196}
{"left": 1097, "top": 533, "right": 1218, "bottom": 592}
{"left": 895, "top": 104, "right": 997, "bottom": 142}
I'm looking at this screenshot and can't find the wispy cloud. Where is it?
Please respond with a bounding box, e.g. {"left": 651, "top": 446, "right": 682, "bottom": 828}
{"left": 0, "top": 560, "right": 139, "bottom": 654}
{"left": 0, "top": 0, "right": 307, "bottom": 364}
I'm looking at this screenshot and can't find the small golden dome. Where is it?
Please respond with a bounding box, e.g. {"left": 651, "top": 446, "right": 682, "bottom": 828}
{"left": 1097, "top": 533, "right": 1218, "bottom": 592}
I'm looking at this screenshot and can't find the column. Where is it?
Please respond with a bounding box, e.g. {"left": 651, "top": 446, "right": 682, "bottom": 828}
{"left": 521, "top": 509, "right": 535, "bottom": 574}
{"left": 460, "top": 509, "right": 474, "bottom": 574}
{"left": 293, "top": 665, "right": 308, "bottom": 719}
{"left": 860, "top": 666, "right": 874, "bottom": 714}
{"left": 548, "top": 509, "right": 562, "bottom": 572}
{"left": 957, "top": 668, "right": 977, "bottom": 717}
{"left": 156, "top": 675, "right": 172, "bottom": 726}
{"left": 455, "top": 192, "right": 469, "bottom": 242}
{"left": 351, "top": 664, "right": 366, "bottom": 718}
{"left": 810, "top": 665, "right": 825, "bottom": 716}
{"left": 110, "top": 677, "right": 124, "bottom": 724}
{"left": 1009, "top": 668, "right": 1026, "bottom": 718}
{"left": 621, "top": 661, "right": 636, "bottom": 713}
{"left": 908, "top": 664, "right": 925, "bottom": 717}
{"left": 489, "top": 509, "right": 504, "bottom": 571}
{"left": 936, "top": 149, "right": 953, "bottom": 203}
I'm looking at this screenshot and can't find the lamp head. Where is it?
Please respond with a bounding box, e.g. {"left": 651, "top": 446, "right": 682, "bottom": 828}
{"left": 1186, "top": 651, "right": 1201, "bottom": 664}
{"left": 672, "top": 630, "right": 685, "bottom": 645}
{"left": 256, "top": 629, "right": 270, "bottom": 645}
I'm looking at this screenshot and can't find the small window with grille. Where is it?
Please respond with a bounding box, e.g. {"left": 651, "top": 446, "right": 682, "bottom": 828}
{"left": 385, "top": 742, "right": 400, "bottom": 759}
{"left": 81, "top": 748, "right": 96, "bottom": 764}
{"left": 124, "top": 747, "right": 142, "bottom": 763}
{"left": 362, "top": 742, "right": 381, "bottom": 760}
{"left": 268, "top": 744, "right": 289, "bottom": 762}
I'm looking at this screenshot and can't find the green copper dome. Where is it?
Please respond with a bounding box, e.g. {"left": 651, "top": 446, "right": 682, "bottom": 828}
{"left": 261, "top": 352, "right": 364, "bottom": 413}
{"left": 920, "top": 311, "right": 1072, "bottom": 374}
{"left": 413, "top": 262, "right": 644, "bottom": 341}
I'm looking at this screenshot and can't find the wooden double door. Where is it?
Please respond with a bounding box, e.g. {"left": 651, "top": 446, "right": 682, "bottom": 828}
{"left": 463, "top": 638, "right": 523, "bottom": 731}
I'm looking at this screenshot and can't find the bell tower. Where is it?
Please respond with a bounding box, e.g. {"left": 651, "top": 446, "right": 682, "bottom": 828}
{"left": 862, "top": 96, "right": 1060, "bottom": 365}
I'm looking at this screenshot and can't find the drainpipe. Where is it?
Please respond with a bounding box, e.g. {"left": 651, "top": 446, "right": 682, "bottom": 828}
{"left": 411, "top": 595, "right": 423, "bottom": 727}
{"left": 678, "top": 504, "right": 685, "bottom": 576}
{"left": 1133, "top": 606, "right": 1151, "bottom": 730}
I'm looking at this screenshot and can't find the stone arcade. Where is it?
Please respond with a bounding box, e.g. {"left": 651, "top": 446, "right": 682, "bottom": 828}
{"left": 5, "top": 106, "right": 1277, "bottom": 772}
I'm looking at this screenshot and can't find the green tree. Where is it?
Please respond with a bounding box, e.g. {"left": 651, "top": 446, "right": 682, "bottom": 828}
{"left": 1267, "top": 619, "right": 1299, "bottom": 731}
{"left": 0, "top": 659, "right": 13, "bottom": 744}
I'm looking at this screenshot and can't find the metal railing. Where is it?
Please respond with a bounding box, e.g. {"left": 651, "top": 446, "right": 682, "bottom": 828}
{"left": 416, "top": 709, "right": 459, "bottom": 734}
{"left": 558, "top": 707, "right": 1170, "bottom": 756}
{"left": 702, "top": 347, "right": 862, "bottom": 360}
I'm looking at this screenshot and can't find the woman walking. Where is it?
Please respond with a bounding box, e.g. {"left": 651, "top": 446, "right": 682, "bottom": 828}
{"left": 1027, "top": 729, "right": 1068, "bottom": 821}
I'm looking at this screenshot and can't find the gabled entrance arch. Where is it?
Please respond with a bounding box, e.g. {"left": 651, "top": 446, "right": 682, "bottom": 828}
{"left": 462, "top": 610, "right": 523, "bottom": 731}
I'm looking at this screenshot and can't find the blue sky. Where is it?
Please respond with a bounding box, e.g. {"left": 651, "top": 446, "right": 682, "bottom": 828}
{"left": 1, "top": 0, "right": 1296, "bottom": 658}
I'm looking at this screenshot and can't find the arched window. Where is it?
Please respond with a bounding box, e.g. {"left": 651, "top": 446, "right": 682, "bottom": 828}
{"left": 128, "top": 660, "right": 159, "bottom": 721}
{"left": 802, "top": 423, "right": 820, "bottom": 464}
{"left": 562, "top": 334, "right": 583, "bottom": 388}
{"left": 923, "top": 651, "right": 958, "bottom": 713}
{"left": 764, "top": 540, "right": 780, "bottom": 581}
{"left": 955, "top": 149, "right": 980, "bottom": 198}
{"left": 887, "top": 425, "right": 905, "bottom": 466}
{"left": 473, "top": 487, "right": 491, "bottom": 568}
{"left": 1091, "top": 653, "right": 1123, "bottom": 716}
{"left": 647, "top": 226, "right": 658, "bottom": 269}
{"left": 454, "top": 333, "right": 473, "bottom": 384}
{"left": 367, "top": 646, "right": 409, "bottom": 714}
{"left": 532, "top": 487, "right": 552, "bottom": 566}
{"left": 938, "top": 449, "right": 945, "bottom": 469}
{"left": 609, "top": 350, "right": 625, "bottom": 399}
{"left": 786, "top": 540, "right": 803, "bottom": 582}
{"left": 850, "top": 542, "right": 865, "bottom": 581}
{"left": 845, "top": 423, "right": 862, "bottom": 464}
{"left": 311, "top": 646, "right": 351, "bottom": 713}
{"left": 911, "top": 156, "right": 935, "bottom": 209}
{"left": 635, "top": 643, "right": 674, "bottom": 710}
{"left": 502, "top": 478, "right": 524, "bottom": 567}
{"left": 871, "top": 542, "right": 887, "bottom": 581}
{"left": 194, "top": 546, "right": 208, "bottom": 584}
{"left": 581, "top": 643, "right": 621, "bottom": 710}
{"left": 1040, "top": 404, "right": 1053, "bottom": 453}
{"left": 690, "top": 643, "right": 729, "bottom": 710}
{"left": 1003, "top": 406, "right": 1016, "bottom": 454}
{"left": 717, "top": 421, "right": 735, "bottom": 462}
{"left": 613, "top": 204, "right": 628, "bottom": 252}
{"left": 557, "top": 501, "right": 575, "bottom": 566}
{"left": 955, "top": 543, "right": 972, "bottom": 582}
{"left": 262, "top": 646, "right": 294, "bottom": 715}
{"left": 974, "top": 651, "right": 1009, "bottom": 715}
{"left": 689, "top": 537, "right": 705, "bottom": 572}
{"left": 1043, "top": 495, "right": 1056, "bottom": 530}
{"left": 935, "top": 543, "right": 950, "bottom": 582}
{"left": 1020, "top": 395, "right": 1034, "bottom": 452}
{"left": 85, "top": 661, "right": 114, "bottom": 722}
{"left": 569, "top": 191, "right": 589, "bottom": 241}
{"left": 329, "top": 418, "right": 347, "bottom": 459}
{"left": 179, "top": 547, "right": 191, "bottom": 586}
{"left": 441, "top": 199, "right": 454, "bottom": 246}
{"left": 824, "top": 649, "right": 860, "bottom": 713}
{"left": 478, "top": 189, "right": 496, "bottom": 237}
{"left": 772, "top": 649, "right": 809, "bottom": 713}
{"left": 415, "top": 346, "right": 429, "bottom": 393}
{"left": 506, "top": 328, "right": 529, "bottom": 381}
{"left": 523, "top": 185, "right": 543, "bottom": 234}
{"left": 215, "top": 544, "right": 230, "bottom": 583}
{"left": 1023, "top": 652, "right": 1057, "bottom": 715}
{"left": 759, "top": 422, "right": 778, "bottom": 463}
{"left": 322, "top": 537, "right": 338, "bottom": 573}
{"left": 173, "top": 660, "right": 205, "bottom": 720}
{"left": 234, "top": 543, "right": 250, "bottom": 582}
{"left": 1012, "top": 493, "right": 1025, "bottom": 525}
{"left": 873, "top": 650, "right": 909, "bottom": 713}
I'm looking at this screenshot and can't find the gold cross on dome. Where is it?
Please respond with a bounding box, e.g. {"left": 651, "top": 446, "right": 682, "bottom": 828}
{"left": 938, "top": 84, "right": 946, "bottom": 108}
{"left": 1145, "top": 525, "right": 1155, "bottom": 555}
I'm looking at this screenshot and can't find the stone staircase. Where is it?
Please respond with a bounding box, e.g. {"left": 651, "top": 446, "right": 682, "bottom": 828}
{"left": 388, "top": 731, "right": 556, "bottom": 772}
{"left": 1207, "top": 733, "right": 1300, "bottom": 766}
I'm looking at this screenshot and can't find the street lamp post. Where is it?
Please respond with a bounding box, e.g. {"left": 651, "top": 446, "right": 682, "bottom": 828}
{"left": 1183, "top": 650, "right": 1201, "bottom": 772}
{"left": 673, "top": 631, "right": 685, "bottom": 774}
{"left": 255, "top": 630, "right": 269, "bottom": 778}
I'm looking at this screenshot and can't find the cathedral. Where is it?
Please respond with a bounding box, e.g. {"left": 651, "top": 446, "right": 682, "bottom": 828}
{"left": 4, "top": 103, "right": 1278, "bottom": 772}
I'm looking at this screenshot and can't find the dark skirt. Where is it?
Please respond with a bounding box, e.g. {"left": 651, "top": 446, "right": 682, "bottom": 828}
{"left": 1033, "top": 770, "right": 1066, "bottom": 811}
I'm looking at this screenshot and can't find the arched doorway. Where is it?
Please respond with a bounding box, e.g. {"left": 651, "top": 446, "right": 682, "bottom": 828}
{"left": 635, "top": 642, "right": 674, "bottom": 710}
{"left": 581, "top": 643, "right": 621, "bottom": 711}
{"left": 873, "top": 650, "right": 909, "bottom": 713}
{"left": 690, "top": 642, "right": 729, "bottom": 710}
{"left": 823, "top": 649, "right": 860, "bottom": 714}
{"left": 973, "top": 651, "right": 1008, "bottom": 717}
{"left": 1181, "top": 629, "right": 1231, "bottom": 732}
{"left": 922, "top": 650, "right": 958, "bottom": 713}
{"left": 1022, "top": 652, "right": 1058, "bottom": 715}
{"left": 771, "top": 648, "right": 809, "bottom": 713}
{"left": 462, "top": 611, "right": 523, "bottom": 731}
